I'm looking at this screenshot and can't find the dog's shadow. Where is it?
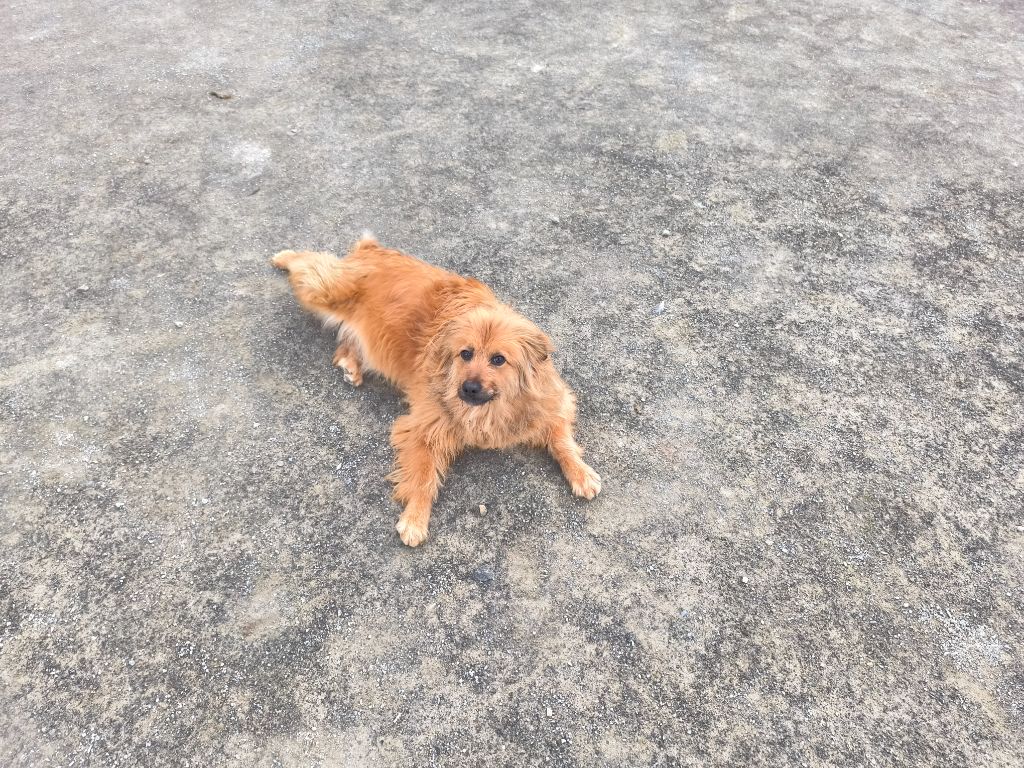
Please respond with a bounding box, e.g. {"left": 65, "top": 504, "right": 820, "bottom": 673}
{"left": 435, "top": 446, "right": 589, "bottom": 544}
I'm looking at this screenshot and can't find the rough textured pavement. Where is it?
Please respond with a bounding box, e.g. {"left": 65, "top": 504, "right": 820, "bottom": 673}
{"left": 2, "top": 1, "right": 1023, "bottom": 766}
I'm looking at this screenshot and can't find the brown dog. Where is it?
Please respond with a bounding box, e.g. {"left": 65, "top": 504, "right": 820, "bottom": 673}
{"left": 271, "top": 234, "right": 600, "bottom": 546}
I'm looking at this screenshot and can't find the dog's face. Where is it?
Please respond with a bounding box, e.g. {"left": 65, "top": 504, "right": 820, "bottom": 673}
{"left": 429, "top": 306, "right": 553, "bottom": 423}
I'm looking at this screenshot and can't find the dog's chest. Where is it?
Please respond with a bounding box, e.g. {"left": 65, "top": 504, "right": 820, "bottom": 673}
{"left": 459, "top": 409, "right": 539, "bottom": 451}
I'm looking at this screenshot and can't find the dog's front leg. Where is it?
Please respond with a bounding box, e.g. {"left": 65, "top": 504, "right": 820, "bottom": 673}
{"left": 389, "top": 414, "right": 455, "bottom": 547}
{"left": 547, "top": 421, "right": 602, "bottom": 500}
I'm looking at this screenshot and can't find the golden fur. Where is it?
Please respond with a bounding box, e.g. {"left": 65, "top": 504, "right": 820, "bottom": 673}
{"left": 271, "top": 234, "right": 601, "bottom": 546}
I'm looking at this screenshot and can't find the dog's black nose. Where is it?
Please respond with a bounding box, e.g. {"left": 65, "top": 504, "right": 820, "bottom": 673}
{"left": 459, "top": 379, "right": 491, "bottom": 405}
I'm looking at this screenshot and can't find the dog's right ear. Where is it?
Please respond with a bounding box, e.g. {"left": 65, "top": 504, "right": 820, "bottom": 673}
{"left": 423, "top": 318, "right": 458, "bottom": 376}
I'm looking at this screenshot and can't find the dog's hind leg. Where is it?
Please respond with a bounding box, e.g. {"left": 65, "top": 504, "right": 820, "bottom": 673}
{"left": 332, "top": 330, "right": 364, "bottom": 387}
{"left": 271, "top": 250, "right": 360, "bottom": 323}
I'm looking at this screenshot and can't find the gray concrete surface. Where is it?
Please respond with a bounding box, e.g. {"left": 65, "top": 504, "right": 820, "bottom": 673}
{"left": 2, "top": 0, "right": 1023, "bottom": 765}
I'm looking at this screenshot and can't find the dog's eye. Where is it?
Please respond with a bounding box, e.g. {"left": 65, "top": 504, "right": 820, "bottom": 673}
{"left": 490, "top": 354, "right": 506, "bottom": 367}
{"left": 460, "top": 349, "right": 473, "bottom": 361}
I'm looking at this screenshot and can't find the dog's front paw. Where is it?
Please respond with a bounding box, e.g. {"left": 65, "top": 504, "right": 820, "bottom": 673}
{"left": 569, "top": 463, "right": 602, "bottom": 500}
{"left": 396, "top": 511, "right": 429, "bottom": 547}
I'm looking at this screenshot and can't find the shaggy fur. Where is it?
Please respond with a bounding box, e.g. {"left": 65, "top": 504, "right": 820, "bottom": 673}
{"left": 271, "top": 234, "right": 601, "bottom": 546}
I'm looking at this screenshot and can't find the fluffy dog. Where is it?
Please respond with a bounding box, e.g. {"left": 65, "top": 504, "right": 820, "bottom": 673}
{"left": 271, "top": 234, "right": 601, "bottom": 546}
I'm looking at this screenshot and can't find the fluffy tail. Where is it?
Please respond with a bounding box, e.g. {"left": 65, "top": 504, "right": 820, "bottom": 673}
{"left": 271, "top": 249, "right": 357, "bottom": 322}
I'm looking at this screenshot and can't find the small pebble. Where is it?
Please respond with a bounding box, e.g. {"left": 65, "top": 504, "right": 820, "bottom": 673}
{"left": 469, "top": 567, "right": 494, "bottom": 585}
{"left": 201, "top": 498, "right": 209, "bottom": 505}
{"left": 479, "top": 504, "right": 487, "bottom": 515}
{"left": 661, "top": 229, "right": 671, "bottom": 236}
{"left": 548, "top": 214, "right": 560, "bottom": 224}
{"left": 740, "top": 574, "right": 749, "bottom": 584}
{"left": 652, "top": 301, "right": 666, "bottom": 316}
{"left": 546, "top": 706, "right": 553, "bottom": 717}
{"left": 76, "top": 284, "right": 89, "bottom": 292}
{"left": 173, "top": 321, "right": 184, "bottom": 328}
{"left": 276, "top": 460, "right": 284, "bottom": 467}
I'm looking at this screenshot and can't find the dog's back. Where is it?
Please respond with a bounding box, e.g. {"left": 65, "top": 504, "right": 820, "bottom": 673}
{"left": 272, "top": 235, "right": 495, "bottom": 391}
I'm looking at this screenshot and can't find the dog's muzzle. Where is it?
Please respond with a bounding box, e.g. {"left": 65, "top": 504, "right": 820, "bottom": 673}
{"left": 459, "top": 379, "right": 493, "bottom": 406}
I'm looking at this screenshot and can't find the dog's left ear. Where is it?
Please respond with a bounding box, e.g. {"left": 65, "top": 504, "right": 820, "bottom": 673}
{"left": 521, "top": 327, "right": 554, "bottom": 366}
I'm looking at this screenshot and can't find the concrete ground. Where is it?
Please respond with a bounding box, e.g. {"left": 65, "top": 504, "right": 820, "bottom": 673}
{"left": 2, "top": 0, "right": 1023, "bottom": 765}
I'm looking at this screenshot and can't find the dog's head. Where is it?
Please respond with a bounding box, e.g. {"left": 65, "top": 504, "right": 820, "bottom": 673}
{"left": 427, "top": 305, "right": 553, "bottom": 419}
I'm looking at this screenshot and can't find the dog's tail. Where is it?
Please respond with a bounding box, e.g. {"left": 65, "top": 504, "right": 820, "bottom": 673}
{"left": 271, "top": 249, "right": 357, "bottom": 322}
